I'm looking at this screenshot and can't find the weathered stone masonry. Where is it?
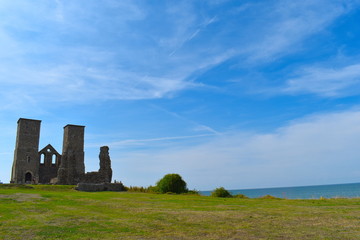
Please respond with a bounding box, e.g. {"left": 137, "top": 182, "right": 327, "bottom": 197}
{"left": 11, "top": 118, "right": 41, "bottom": 184}
{"left": 11, "top": 118, "right": 115, "bottom": 188}
{"left": 57, "top": 124, "right": 85, "bottom": 185}
{"left": 38, "top": 144, "right": 61, "bottom": 184}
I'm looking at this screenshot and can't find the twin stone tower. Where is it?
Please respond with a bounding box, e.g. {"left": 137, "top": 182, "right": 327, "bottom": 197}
{"left": 11, "top": 118, "right": 113, "bottom": 186}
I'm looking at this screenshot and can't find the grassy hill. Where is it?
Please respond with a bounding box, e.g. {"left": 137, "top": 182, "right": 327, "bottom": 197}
{"left": 1, "top": 184, "right": 360, "bottom": 239}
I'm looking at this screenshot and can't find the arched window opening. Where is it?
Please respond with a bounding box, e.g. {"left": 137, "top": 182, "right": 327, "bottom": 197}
{"left": 25, "top": 172, "right": 32, "bottom": 183}
{"left": 40, "top": 154, "right": 45, "bottom": 164}
{"left": 52, "top": 154, "right": 56, "bottom": 165}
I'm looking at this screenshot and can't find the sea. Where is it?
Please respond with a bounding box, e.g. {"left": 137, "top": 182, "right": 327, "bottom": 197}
{"left": 200, "top": 182, "right": 360, "bottom": 199}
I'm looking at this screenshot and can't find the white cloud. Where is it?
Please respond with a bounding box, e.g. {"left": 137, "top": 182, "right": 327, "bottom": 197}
{"left": 0, "top": 1, "right": 214, "bottom": 107}
{"left": 99, "top": 134, "right": 216, "bottom": 148}
{"left": 114, "top": 109, "right": 360, "bottom": 190}
{"left": 0, "top": 0, "right": 359, "bottom": 108}
{"left": 283, "top": 64, "right": 360, "bottom": 97}
{"left": 245, "top": 0, "right": 351, "bottom": 62}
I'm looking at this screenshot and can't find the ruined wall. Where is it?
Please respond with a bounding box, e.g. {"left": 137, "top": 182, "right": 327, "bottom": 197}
{"left": 38, "top": 144, "right": 61, "bottom": 184}
{"left": 11, "top": 118, "right": 116, "bottom": 187}
{"left": 80, "top": 146, "right": 112, "bottom": 183}
{"left": 11, "top": 118, "right": 41, "bottom": 184}
{"left": 57, "top": 125, "right": 85, "bottom": 185}
{"left": 76, "top": 182, "right": 124, "bottom": 192}
{"left": 98, "top": 146, "right": 112, "bottom": 183}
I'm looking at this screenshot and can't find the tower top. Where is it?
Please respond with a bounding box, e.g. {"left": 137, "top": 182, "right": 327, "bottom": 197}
{"left": 18, "top": 118, "right": 41, "bottom": 123}
{"left": 63, "top": 124, "right": 85, "bottom": 129}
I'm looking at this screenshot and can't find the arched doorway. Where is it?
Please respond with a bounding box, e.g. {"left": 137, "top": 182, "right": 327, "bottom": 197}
{"left": 25, "top": 172, "right": 32, "bottom": 183}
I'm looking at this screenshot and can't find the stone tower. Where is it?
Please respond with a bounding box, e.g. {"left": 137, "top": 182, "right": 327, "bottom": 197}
{"left": 99, "top": 146, "right": 112, "bottom": 183}
{"left": 57, "top": 124, "right": 85, "bottom": 184}
{"left": 11, "top": 118, "right": 41, "bottom": 184}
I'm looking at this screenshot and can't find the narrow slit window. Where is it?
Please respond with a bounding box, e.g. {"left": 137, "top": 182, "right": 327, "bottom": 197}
{"left": 52, "top": 154, "right": 56, "bottom": 165}
{"left": 27, "top": 156, "right": 30, "bottom": 163}
{"left": 40, "top": 154, "right": 45, "bottom": 164}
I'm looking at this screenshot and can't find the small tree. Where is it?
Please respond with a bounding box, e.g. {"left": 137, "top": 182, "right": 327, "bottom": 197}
{"left": 156, "top": 173, "right": 188, "bottom": 194}
{"left": 211, "top": 187, "right": 232, "bottom": 198}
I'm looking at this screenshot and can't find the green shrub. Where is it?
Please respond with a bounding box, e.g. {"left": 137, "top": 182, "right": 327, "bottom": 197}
{"left": 123, "top": 185, "right": 160, "bottom": 193}
{"left": 156, "top": 174, "right": 188, "bottom": 194}
{"left": 147, "top": 185, "right": 160, "bottom": 193}
{"left": 124, "top": 186, "right": 147, "bottom": 192}
{"left": 185, "top": 189, "right": 200, "bottom": 195}
{"left": 233, "top": 193, "right": 249, "bottom": 199}
{"left": 259, "top": 195, "right": 280, "bottom": 199}
{"left": 211, "top": 187, "right": 232, "bottom": 198}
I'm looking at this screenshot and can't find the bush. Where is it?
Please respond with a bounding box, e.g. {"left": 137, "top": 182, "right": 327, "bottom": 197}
{"left": 259, "top": 195, "right": 280, "bottom": 199}
{"left": 233, "top": 193, "right": 249, "bottom": 199}
{"left": 211, "top": 187, "right": 232, "bottom": 198}
{"left": 156, "top": 174, "right": 188, "bottom": 194}
{"left": 147, "top": 185, "right": 160, "bottom": 193}
{"left": 123, "top": 185, "right": 160, "bottom": 193}
{"left": 185, "top": 189, "right": 200, "bottom": 195}
{"left": 124, "top": 186, "right": 147, "bottom": 192}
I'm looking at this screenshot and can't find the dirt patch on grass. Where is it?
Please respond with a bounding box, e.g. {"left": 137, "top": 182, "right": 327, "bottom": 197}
{"left": 0, "top": 193, "right": 44, "bottom": 202}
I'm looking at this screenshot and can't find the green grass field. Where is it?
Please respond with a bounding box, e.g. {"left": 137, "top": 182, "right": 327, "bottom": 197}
{"left": 0, "top": 184, "right": 360, "bottom": 239}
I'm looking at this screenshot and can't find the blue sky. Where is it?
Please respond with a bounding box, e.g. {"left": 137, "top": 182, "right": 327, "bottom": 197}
{"left": 1, "top": 0, "right": 360, "bottom": 190}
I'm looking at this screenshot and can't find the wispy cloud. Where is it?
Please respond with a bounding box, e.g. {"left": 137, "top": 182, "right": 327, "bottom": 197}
{"left": 117, "top": 109, "right": 360, "bottom": 189}
{"left": 243, "top": 0, "right": 353, "bottom": 62}
{"left": 283, "top": 63, "right": 360, "bottom": 97}
{"left": 98, "top": 134, "right": 217, "bottom": 148}
{"left": 0, "top": 0, "right": 359, "bottom": 110}
{"left": 168, "top": 15, "right": 218, "bottom": 57}
{"left": 149, "top": 104, "right": 221, "bottom": 135}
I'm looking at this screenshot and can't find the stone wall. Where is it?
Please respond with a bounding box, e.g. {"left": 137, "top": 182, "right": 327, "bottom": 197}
{"left": 76, "top": 182, "right": 125, "bottom": 192}
{"left": 38, "top": 144, "right": 61, "bottom": 184}
{"left": 79, "top": 146, "right": 113, "bottom": 184}
{"left": 57, "top": 125, "right": 85, "bottom": 185}
{"left": 11, "top": 119, "right": 118, "bottom": 187}
{"left": 11, "top": 118, "right": 41, "bottom": 184}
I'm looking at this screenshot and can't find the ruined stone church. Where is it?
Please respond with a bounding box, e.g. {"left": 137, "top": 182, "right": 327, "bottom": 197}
{"left": 11, "top": 118, "right": 113, "bottom": 186}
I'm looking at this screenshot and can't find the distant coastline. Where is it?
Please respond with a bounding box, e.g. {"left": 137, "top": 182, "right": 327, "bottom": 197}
{"left": 200, "top": 182, "right": 360, "bottom": 199}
